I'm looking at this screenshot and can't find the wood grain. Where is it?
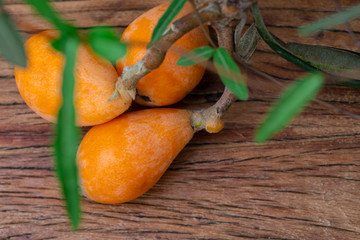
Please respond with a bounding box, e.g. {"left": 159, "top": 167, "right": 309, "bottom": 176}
{"left": 1, "top": 0, "right": 360, "bottom": 239}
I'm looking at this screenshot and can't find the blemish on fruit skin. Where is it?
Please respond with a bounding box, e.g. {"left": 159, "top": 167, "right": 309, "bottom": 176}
{"left": 194, "top": 121, "right": 202, "bottom": 128}
{"left": 137, "top": 94, "right": 151, "bottom": 102}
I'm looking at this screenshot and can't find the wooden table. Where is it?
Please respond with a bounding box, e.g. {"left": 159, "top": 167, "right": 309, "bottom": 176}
{"left": 1, "top": 0, "right": 360, "bottom": 239}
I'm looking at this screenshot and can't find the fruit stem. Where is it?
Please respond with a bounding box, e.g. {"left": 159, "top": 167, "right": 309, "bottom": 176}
{"left": 191, "top": 24, "right": 238, "bottom": 133}
{"left": 114, "top": 2, "right": 223, "bottom": 100}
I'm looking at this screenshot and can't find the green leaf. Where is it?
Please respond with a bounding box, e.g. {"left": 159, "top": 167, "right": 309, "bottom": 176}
{"left": 213, "top": 48, "right": 248, "bottom": 101}
{"left": 26, "top": 0, "right": 75, "bottom": 35}
{"left": 54, "top": 36, "right": 81, "bottom": 230}
{"left": 88, "top": 27, "right": 127, "bottom": 64}
{"left": 251, "top": 3, "right": 318, "bottom": 72}
{"left": 235, "top": 24, "right": 261, "bottom": 61}
{"left": 51, "top": 33, "right": 68, "bottom": 52}
{"left": 284, "top": 42, "right": 360, "bottom": 80}
{"left": 255, "top": 73, "right": 324, "bottom": 143}
{"left": 176, "top": 46, "right": 214, "bottom": 66}
{"left": 0, "top": 9, "right": 26, "bottom": 67}
{"left": 300, "top": 4, "right": 360, "bottom": 35}
{"left": 148, "top": 0, "right": 186, "bottom": 48}
{"left": 234, "top": 17, "right": 247, "bottom": 45}
{"left": 344, "top": 80, "right": 360, "bottom": 88}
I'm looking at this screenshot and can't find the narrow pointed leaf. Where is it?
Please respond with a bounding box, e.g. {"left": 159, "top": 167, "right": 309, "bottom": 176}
{"left": 148, "top": 0, "right": 186, "bottom": 48}
{"left": 213, "top": 48, "right": 248, "bottom": 101}
{"left": 251, "top": 3, "right": 317, "bottom": 72}
{"left": 25, "top": 0, "right": 81, "bottom": 229}
{"left": 176, "top": 46, "right": 214, "bottom": 66}
{"left": 51, "top": 33, "right": 69, "bottom": 52}
{"left": 300, "top": 4, "right": 360, "bottom": 35}
{"left": 344, "top": 80, "right": 360, "bottom": 88}
{"left": 252, "top": 5, "right": 360, "bottom": 81}
{"left": 88, "top": 27, "right": 127, "bottom": 64}
{"left": 0, "top": 9, "right": 26, "bottom": 67}
{"left": 284, "top": 42, "right": 360, "bottom": 80}
{"left": 255, "top": 73, "right": 324, "bottom": 143}
{"left": 235, "top": 24, "right": 260, "bottom": 61}
{"left": 54, "top": 37, "right": 81, "bottom": 229}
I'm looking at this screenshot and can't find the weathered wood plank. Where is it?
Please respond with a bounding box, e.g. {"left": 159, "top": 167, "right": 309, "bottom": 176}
{"left": 1, "top": 0, "right": 360, "bottom": 239}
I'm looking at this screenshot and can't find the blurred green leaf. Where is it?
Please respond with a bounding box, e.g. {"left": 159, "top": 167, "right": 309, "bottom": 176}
{"left": 54, "top": 36, "right": 81, "bottom": 230}
{"left": 235, "top": 23, "right": 260, "bottom": 61}
{"left": 148, "top": 0, "right": 186, "bottom": 48}
{"left": 0, "top": 8, "right": 26, "bottom": 67}
{"left": 300, "top": 4, "right": 360, "bottom": 35}
{"left": 251, "top": 3, "right": 317, "bottom": 72}
{"left": 344, "top": 80, "right": 360, "bottom": 88}
{"left": 24, "top": 0, "right": 82, "bottom": 230}
{"left": 51, "top": 33, "right": 69, "bottom": 52}
{"left": 88, "top": 27, "right": 127, "bottom": 64}
{"left": 26, "top": 0, "right": 76, "bottom": 34}
{"left": 176, "top": 46, "right": 214, "bottom": 66}
{"left": 213, "top": 48, "right": 248, "bottom": 101}
{"left": 255, "top": 73, "right": 324, "bottom": 143}
{"left": 284, "top": 42, "right": 360, "bottom": 80}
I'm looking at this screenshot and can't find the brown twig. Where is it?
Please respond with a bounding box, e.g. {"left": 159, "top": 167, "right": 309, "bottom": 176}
{"left": 213, "top": 22, "right": 234, "bottom": 54}
{"left": 191, "top": 24, "right": 238, "bottom": 132}
{"left": 188, "top": 0, "right": 217, "bottom": 48}
{"left": 204, "top": 86, "right": 238, "bottom": 119}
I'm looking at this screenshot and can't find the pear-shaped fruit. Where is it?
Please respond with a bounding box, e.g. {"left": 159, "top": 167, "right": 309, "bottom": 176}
{"left": 77, "top": 108, "right": 194, "bottom": 204}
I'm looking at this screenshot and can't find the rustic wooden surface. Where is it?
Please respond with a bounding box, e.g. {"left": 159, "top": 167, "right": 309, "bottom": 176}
{"left": 1, "top": 0, "right": 360, "bottom": 239}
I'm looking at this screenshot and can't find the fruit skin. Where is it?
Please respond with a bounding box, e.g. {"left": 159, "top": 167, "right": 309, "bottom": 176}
{"left": 77, "top": 108, "right": 194, "bottom": 204}
{"left": 116, "top": 2, "right": 208, "bottom": 107}
{"left": 14, "top": 30, "right": 131, "bottom": 126}
{"left": 206, "top": 118, "right": 224, "bottom": 133}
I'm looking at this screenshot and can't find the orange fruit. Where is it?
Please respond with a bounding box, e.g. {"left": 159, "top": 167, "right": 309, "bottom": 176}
{"left": 14, "top": 30, "right": 131, "bottom": 126}
{"left": 77, "top": 108, "right": 194, "bottom": 204}
{"left": 116, "top": 2, "right": 208, "bottom": 106}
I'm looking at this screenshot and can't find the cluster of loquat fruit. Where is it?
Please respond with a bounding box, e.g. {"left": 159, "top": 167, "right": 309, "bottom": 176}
{"left": 14, "top": 3, "right": 218, "bottom": 204}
